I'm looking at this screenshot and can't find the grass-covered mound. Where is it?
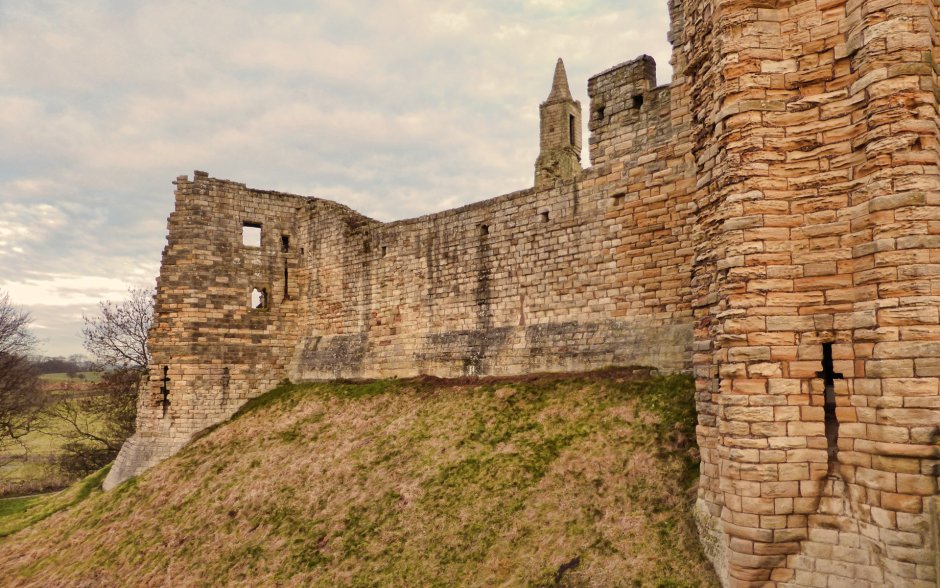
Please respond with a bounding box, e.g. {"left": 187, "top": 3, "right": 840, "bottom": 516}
{"left": 0, "top": 370, "right": 718, "bottom": 587}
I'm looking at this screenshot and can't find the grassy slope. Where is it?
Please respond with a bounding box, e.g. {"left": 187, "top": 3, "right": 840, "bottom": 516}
{"left": 0, "top": 371, "right": 718, "bottom": 588}
{"left": 0, "top": 467, "right": 110, "bottom": 538}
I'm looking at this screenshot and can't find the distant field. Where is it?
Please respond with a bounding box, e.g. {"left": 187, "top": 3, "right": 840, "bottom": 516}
{"left": 0, "top": 393, "right": 106, "bottom": 497}
{"left": 38, "top": 372, "right": 102, "bottom": 383}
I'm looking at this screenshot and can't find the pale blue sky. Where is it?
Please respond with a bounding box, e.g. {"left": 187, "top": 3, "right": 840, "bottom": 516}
{"left": 0, "top": 0, "right": 672, "bottom": 356}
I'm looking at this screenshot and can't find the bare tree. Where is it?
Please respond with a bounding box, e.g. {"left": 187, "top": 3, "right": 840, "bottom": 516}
{"left": 0, "top": 291, "right": 41, "bottom": 464}
{"left": 81, "top": 287, "right": 153, "bottom": 370}
{"left": 43, "top": 369, "right": 139, "bottom": 476}
{"left": 45, "top": 287, "right": 153, "bottom": 476}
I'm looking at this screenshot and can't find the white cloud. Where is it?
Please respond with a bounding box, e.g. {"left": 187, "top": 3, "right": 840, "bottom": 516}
{"left": 429, "top": 10, "right": 472, "bottom": 32}
{"left": 0, "top": 0, "right": 672, "bottom": 355}
{"left": 3, "top": 274, "right": 133, "bottom": 307}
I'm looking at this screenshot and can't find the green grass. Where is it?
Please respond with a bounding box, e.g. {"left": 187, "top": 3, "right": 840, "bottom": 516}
{"left": 0, "top": 466, "right": 110, "bottom": 538}
{"left": 0, "top": 398, "right": 108, "bottom": 497}
{"left": 0, "top": 371, "right": 716, "bottom": 587}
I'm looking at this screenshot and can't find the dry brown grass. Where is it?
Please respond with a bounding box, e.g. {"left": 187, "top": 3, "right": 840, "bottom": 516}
{"left": 0, "top": 372, "right": 718, "bottom": 587}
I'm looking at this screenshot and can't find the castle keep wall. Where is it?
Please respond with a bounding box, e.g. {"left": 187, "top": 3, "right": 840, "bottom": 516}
{"left": 293, "top": 149, "right": 695, "bottom": 379}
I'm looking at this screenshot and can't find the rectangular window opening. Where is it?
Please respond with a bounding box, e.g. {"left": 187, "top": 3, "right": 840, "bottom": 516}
{"left": 568, "top": 114, "right": 576, "bottom": 146}
{"left": 242, "top": 223, "right": 262, "bottom": 247}
{"left": 612, "top": 193, "right": 625, "bottom": 206}
{"left": 281, "top": 235, "right": 290, "bottom": 252}
{"left": 595, "top": 106, "right": 605, "bottom": 120}
{"left": 480, "top": 224, "right": 489, "bottom": 236}
{"left": 540, "top": 211, "right": 550, "bottom": 223}
{"left": 381, "top": 245, "right": 388, "bottom": 257}
{"left": 251, "top": 287, "right": 268, "bottom": 309}
{"left": 632, "top": 94, "right": 644, "bottom": 109}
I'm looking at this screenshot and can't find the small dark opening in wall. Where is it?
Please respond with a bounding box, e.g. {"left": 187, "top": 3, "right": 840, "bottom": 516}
{"left": 480, "top": 224, "right": 489, "bottom": 236}
{"left": 381, "top": 246, "right": 388, "bottom": 257}
{"left": 815, "top": 342, "right": 843, "bottom": 470}
{"left": 242, "top": 222, "right": 262, "bottom": 247}
{"left": 300, "top": 247, "right": 304, "bottom": 255}
{"left": 160, "top": 366, "right": 170, "bottom": 417}
{"left": 281, "top": 235, "right": 290, "bottom": 252}
{"left": 251, "top": 287, "right": 267, "bottom": 309}
{"left": 632, "top": 94, "right": 644, "bottom": 109}
{"left": 221, "top": 367, "right": 230, "bottom": 389}
{"left": 612, "top": 193, "right": 625, "bottom": 206}
{"left": 283, "top": 261, "right": 289, "bottom": 300}
{"left": 595, "top": 106, "right": 605, "bottom": 120}
{"left": 540, "top": 211, "right": 550, "bottom": 223}
{"left": 568, "top": 114, "right": 576, "bottom": 146}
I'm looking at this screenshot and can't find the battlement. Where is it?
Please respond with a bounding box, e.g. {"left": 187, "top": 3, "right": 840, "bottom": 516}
{"left": 588, "top": 55, "right": 671, "bottom": 166}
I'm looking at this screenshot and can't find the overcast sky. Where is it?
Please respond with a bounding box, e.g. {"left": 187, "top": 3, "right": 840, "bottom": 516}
{"left": 0, "top": 0, "right": 672, "bottom": 357}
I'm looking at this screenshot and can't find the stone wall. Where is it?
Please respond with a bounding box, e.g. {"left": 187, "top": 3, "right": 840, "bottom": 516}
{"left": 681, "top": 0, "right": 940, "bottom": 585}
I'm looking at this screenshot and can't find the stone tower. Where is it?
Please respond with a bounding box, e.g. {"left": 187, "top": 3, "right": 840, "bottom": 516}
{"left": 534, "top": 58, "right": 582, "bottom": 188}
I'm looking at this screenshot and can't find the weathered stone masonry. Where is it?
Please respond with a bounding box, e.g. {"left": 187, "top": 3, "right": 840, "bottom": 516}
{"left": 107, "top": 1, "right": 939, "bottom": 585}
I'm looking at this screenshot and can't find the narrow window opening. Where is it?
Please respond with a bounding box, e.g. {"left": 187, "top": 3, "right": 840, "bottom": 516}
{"left": 160, "top": 366, "right": 170, "bottom": 418}
{"left": 251, "top": 287, "right": 267, "bottom": 309}
{"left": 595, "top": 106, "right": 605, "bottom": 120}
{"left": 283, "top": 261, "right": 289, "bottom": 300}
{"left": 540, "top": 211, "right": 550, "bottom": 223}
{"left": 612, "top": 193, "right": 625, "bottom": 207}
{"left": 242, "top": 222, "right": 262, "bottom": 247}
{"left": 815, "top": 343, "right": 843, "bottom": 469}
{"left": 221, "top": 367, "right": 230, "bottom": 390}
{"left": 568, "top": 114, "right": 576, "bottom": 146}
{"left": 480, "top": 224, "right": 489, "bottom": 236}
{"left": 381, "top": 246, "right": 388, "bottom": 257}
{"left": 281, "top": 235, "right": 290, "bottom": 252}
{"left": 300, "top": 247, "right": 305, "bottom": 256}
{"left": 632, "top": 95, "right": 644, "bottom": 109}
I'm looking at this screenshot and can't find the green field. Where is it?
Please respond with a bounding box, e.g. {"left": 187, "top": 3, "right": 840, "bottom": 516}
{"left": 0, "top": 391, "right": 107, "bottom": 497}
{"left": 38, "top": 372, "right": 102, "bottom": 383}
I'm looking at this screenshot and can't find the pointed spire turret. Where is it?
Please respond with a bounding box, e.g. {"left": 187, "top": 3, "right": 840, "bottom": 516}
{"left": 546, "top": 58, "right": 573, "bottom": 103}
{"left": 535, "top": 58, "right": 582, "bottom": 188}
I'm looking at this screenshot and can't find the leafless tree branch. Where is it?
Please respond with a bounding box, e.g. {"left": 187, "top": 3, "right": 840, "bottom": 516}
{"left": 0, "top": 291, "right": 41, "bottom": 457}
{"left": 81, "top": 287, "right": 153, "bottom": 370}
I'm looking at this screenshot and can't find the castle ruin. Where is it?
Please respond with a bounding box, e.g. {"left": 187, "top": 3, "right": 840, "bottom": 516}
{"left": 106, "top": 1, "right": 940, "bottom": 586}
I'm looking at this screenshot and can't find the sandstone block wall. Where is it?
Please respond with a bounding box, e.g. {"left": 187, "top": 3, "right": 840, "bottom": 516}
{"left": 681, "top": 0, "right": 940, "bottom": 585}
